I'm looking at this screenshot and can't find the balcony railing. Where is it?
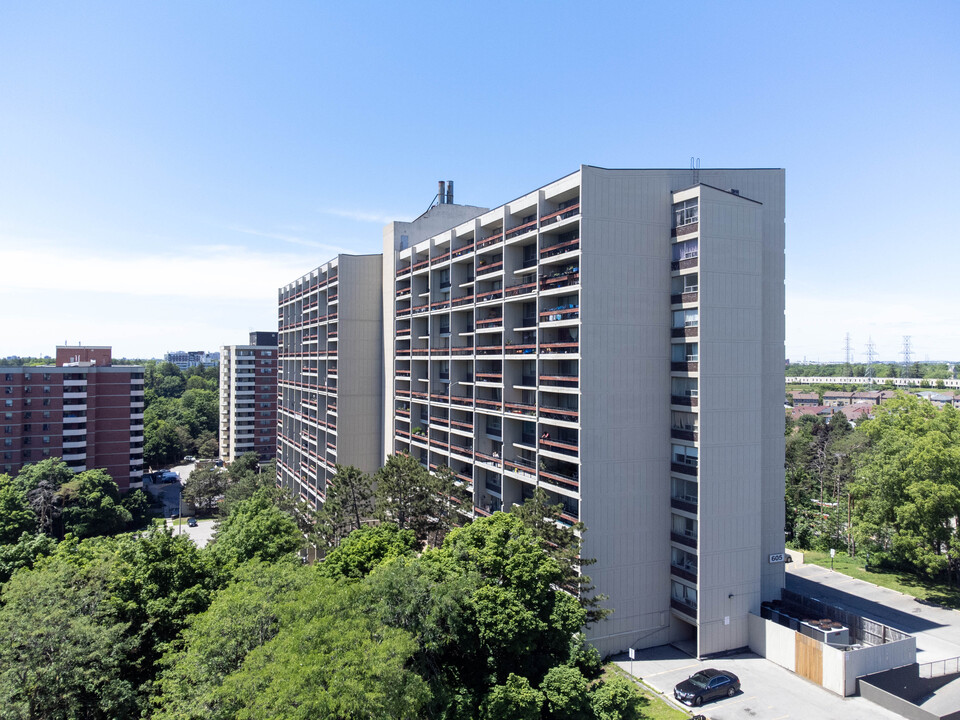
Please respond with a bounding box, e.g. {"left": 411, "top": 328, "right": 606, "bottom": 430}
{"left": 540, "top": 271, "right": 579, "bottom": 291}
{"left": 539, "top": 374, "right": 578, "bottom": 387}
{"left": 506, "top": 219, "right": 537, "bottom": 239}
{"left": 504, "top": 401, "right": 536, "bottom": 417}
{"left": 540, "top": 437, "right": 579, "bottom": 457}
{"left": 450, "top": 419, "right": 473, "bottom": 431}
{"left": 541, "top": 306, "right": 579, "bottom": 322}
{"left": 396, "top": 265, "right": 412, "bottom": 277}
{"left": 671, "top": 428, "right": 697, "bottom": 441}
{"left": 476, "top": 260, "right": 503, "bottom": 276}
{"left": 476, "top": 345, "right": 502, "bottom": 356}
{"left": 412, "top": 303, "right": 429, "bottom": 315}
{"left": 671, "top": 361, "right": 699, "bottom": 372}
{"left": 432, "top": 251, "right": 450, "bottom": 265}
{"left": 540, "top": 342, "right": 578, "bottom": 354}
{"left": 539, "top": 468, "right": 579, "bottom": 490}
{"left": 411, "top": 258, "right": 430, "bottom": 272}
{"left": 671, "top": 496, "right": 697, "bottom": 514}
{"left": 505, "top": 280, "right": 537, "bottom": 297}
{"left": 540, "top": 406, "right": 578, "bottom": 422}
{"left": 671, "top": 257, "right": 698, "bottom": 271}
{"left": 476, "top": 288, "right": 503, "bottom": 303}
{"left": 431, "top": 299, "right": 451, "bottom": 311}
{"left": 452, "top": 294, "right": 474, "bottom": 307}
{"left": 670, "top": 291, "right": 698, "bottom": 304}
{"left": 476, "top": 231, "right": 503, "bottom": 250}
{"left": 505, "top": 343, "right": 536, "bottom": 355}
{"left": 671, "top": 462, "right": 697, "bottom": 476}
{"left": 670, "top": 395, "right": 698, "bottom": 407}
{"left": 670, "top": 531, "right": 697, "bottom": 549}
{"left": 671, "top": 326, "right": 698, "bottom": 338}
{"left": 452, "top": 242, "right": 474, "bottom": 258}
{"left": 396, "top": 286, "right": 412, "bottom": 297}
{"left": 670, "top": 598, "right": 697, "bottom": 617}
{"left": 504, "top": 456, "right": 537, "bottom": 477}
{"left": 476, "top": 317, "right": 503, "bottom": 328}
{"left": 540, "top": 236, "right": 580, "bottom": 258}
{"left": 476, "top": 372, "right": 502, "bottom": 382}
{"left": 540, "top": 202, "right": 579, "bottom": 226}
{"left": 475, "top": 398, "right": 503, "bottom": 411}
{"left": 475, "top": 450, "right": 502, "bottom": 467}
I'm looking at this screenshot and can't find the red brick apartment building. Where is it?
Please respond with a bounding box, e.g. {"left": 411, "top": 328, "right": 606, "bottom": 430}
{"left": 2, "top": 346, "right": 145, "bottom": 490}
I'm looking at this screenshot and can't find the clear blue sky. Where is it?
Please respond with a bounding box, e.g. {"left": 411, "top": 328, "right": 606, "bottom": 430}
{"left": 1, "top": 1, "right": 957, "bottom": 361}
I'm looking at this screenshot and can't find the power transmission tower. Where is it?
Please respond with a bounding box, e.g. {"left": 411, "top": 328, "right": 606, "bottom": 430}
{"left": 865, "top": 338, "right": 877, "bottom": 382}
{"left": 901, "top": 336, "right": 912, "bottom": 370}
{"left": 844, "top": 333, "right": 853, "bottom": 373}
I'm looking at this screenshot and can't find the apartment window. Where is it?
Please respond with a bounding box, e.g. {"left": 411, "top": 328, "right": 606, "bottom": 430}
{"left": 3, "top": 374, "right": 10, "bottom": 382}
{"left": 3, "top": 439, "right": 10, "bottom": 447}
{"left": 671, "top": 476, "right": 698, "bottom": 504}
{"left": 2, "top": 453, "right": 10, "bottom": 460}
{"left": 671, "top": 239, "right": 698, "bottom": 261}
{"left": 671, "top": 343, "right": 698, "bottom": 362}
{"left": 43, "top": 374, "right": 51, "bottom": 381}
{"left": 672, "top": 444, "right": 698, "bottom": 467}
{"left": 22, "top": 438, "right": 31, "bottom": 446}
{"left": 23, "top": 412, "right": 31, "bottom": 420}
{"left": 23, "top": 399, "right": 31, "bottom": 407}
{"left": 674, "top": 198, "right": 698, "bottom": 227}
{"left": 21, "top": 449, "right": 31, "bottom": 459}
{"left": 42, "top": 399, "right": 50, "bottom": 407}
{"left": 3, "top": 426, "right": 9, "bottom": 434}
{"left": 671, "top": 411, "right": 697, "bottom": 432}
{"left": 23, "top": 425, "right": 30, "bottom": 432}
{"left": 672, "top": 546, "right": 698, "bottom": 573}
{"left": 42, "top": 411, "right": 50, "bottom": 419}
{"left": 24, "top": 374, "right": 31, "bottom": 382}
{"left": 671, "top": 580, "right": 697, "bottom": 609}
{"left": 43, "top": 436, "right": 50, "bottom": 444}
{"left": 671, "top": 273, "right": 699, "bottom": 295}
{"left": 42, "top": 449, "right": 50, "bottom": 457}
{"left": 672, "top": 513, "right": 697, "bottom": 540}
{"left": 43, "top": 386, "right": 50, "bottom": 394}
{"left": 671, "top": 377, "right": 698, "bottom": 398}
{"left": 42, "top": 424, "right": 49, "bottom": 431}
{"left": 672, "top": 309, "right": 698, "bottom": 329}
{"left": 23, "top": 386, "right": 31, "bottom": 394}
{"left": 260, "top": 350, "right": 273, "bottom": 357}
{"left": 3, "top": 413, "right": 10, "bottom": 420}
{"left": 4, "top": 400, "right": 11, "bottom": 408}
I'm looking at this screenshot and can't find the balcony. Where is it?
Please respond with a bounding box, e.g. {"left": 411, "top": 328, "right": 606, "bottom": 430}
{"left": 670, "top": 531, "right": 697, "bottom": 549}
{"left": 505, "top": 279, "right": 537, "bottom": 297}
{"left": 671, "top": 256, "right": 698, "bottom": 271}
{"left": 475, "top": 372, "right": 502, "bottom": 383}
{"left": 396, "top": 265, "right": 412, "bottom": 278}
{"left": 540, "top": 405, "right": 578, "bottom": 422}
{"left": 671, "top": 495, "right": 698, "bottom": 514}
{"left": 506, "top": 218, "right": 537, "bottom": 240}
{"left": 671, "top": 427, "right": 697, "bottom": 441}
{"left": 540, "top": 235, "right": 580, "bottom": 259}
{"left": 412, "top": 303, "right": 429, "bottom": 315}
{"left": 540, "top": 436, "right": 579, "bottom": 458}
{"left": 476, "top": 288, "right": 503, "bottom": 303}
{"left": 451, "top": 345, "right": 474, "bottom": 356}
{"left": 505, "top": 343, "right": 536, "bottom": 355}
{"left": 670, "top": 395, "right": 698, "bottom": 407}
{"left": 476, "top": 316, "right": 503, "bottom": 330}
{"left": 504, "top": 456, "right": 536, "bottom": 478}
{"left": 431, "top": 298, "right": 451, "bottom": 311}
{"left": 452, "top": 294, "right": 474, "bottom": 308}
{"left": 452, "top": 242, "right": 474, "bottom": 258}
{"left": 540, "top": 269, "right": 579, "bottom": 292}
{"left": 539, "top": 467, "right": 579, "bottom": 491}
{"left": 540, "top": 342, "right": 578, "bottom": 355}
{"left": 411, "top": 258, "right": 430, "bottom": 273}
{"left": 540, "top": 202, "right": 579, "bottom": 227}
{"left": 475, "top": 450, "right": 502, "bottom": 467}
{"left": 476, "top": 345, "right": 502, "bottom": 356}
{"left": 540, "top": 306, "right": 579, "bottom": 322}
{"left": 450, "top": 418, "right": 473, "bottom": 432}
{"left": 671, "top": 461, "right": 697, "bottom": 476}
{"left": 671, "top": 326, "right": 698, "bottom": 338}
{"left": 475, "top": 397, "right": 503, "bottom": 411}
{"left": 450, "top": 394, "right": 473, "bottom": 407}
{"left": 504, "top": 401, "right": 536, "bottom": 417}
{"left": 431, "top": 250, "right": 450, "bottom": 265}
{"left": 671, "top": 221, "right": 699, "bottom": 237}
{"left": 539, "top": 374, "right": 578, "bottom": 388}
{"left": 476, "top": 259, "right": 503, "bottom": 277}
{"left": 671, "top": 362, "right": 699, "bottom": 372}
{"left": 476, "top": 231, "right": 503, "bottom": 251}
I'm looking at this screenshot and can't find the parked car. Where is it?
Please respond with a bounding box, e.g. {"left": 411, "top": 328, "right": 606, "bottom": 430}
{"left": 674, "top": 669, "right": 740, "bottom": 707}
{"left": 187, "top": 517, "right": 198, "bottom": 527}
{"left": 184, "top": 455, "right": 196, "bottom": 462}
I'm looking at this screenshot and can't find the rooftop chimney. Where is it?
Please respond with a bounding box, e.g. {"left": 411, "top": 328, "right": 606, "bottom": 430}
{"left": 446, "top": 180, "right": 454, "bottom": 204}
{"left": 438, "top": 181, "right": 446, "bottom": 204}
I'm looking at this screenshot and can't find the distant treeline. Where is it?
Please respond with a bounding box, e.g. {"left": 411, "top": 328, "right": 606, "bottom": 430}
{"left": 787, "top": 362, "right": 952, "bottom": 379}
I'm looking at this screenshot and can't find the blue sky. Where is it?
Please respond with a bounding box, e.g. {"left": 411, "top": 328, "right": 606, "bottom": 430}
{"left": 1, "top": 1, "right": 958, "bottom": 361}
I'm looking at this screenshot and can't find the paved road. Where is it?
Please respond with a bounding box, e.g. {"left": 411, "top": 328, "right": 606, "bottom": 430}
{"left": 786, "top": 563, "right": 960, "bottom": 663}
{"left": 616, "top": 645, "right": 904, "bottom": 720}
{"left": 164, "top": 517, "right": 217, "bottom": 548}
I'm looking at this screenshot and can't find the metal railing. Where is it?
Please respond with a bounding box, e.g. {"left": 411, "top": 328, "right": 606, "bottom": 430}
{"left": 920, "top": 656, "right": 960, "bottom": 679}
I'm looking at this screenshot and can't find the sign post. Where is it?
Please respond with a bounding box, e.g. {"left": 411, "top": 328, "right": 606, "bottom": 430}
{"left": 830, "top": 548, "right": 836, "bottom": 571}
{"left": 628, "top": 647, "right": 635, "bottom": 680}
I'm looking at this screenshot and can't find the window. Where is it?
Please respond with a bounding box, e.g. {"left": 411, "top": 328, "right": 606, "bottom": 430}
{"left": 3, "top": 439, "right": 10, "bottom": 447}
{"left": 671, "top": 476, "right": 698, "bottom": 504}
{"left": 4, "top": 400, "right": 11, "bottom": 408}
{"left": 672, "top": 513, "right": 697, "bottom": 539}
{"left": 3, "top": 387, "right": 10, "bottom": 395}
{"left": 674, "top": 198, "right": 698, "bottom": 227}
{"left": 23, "top": 412, "right": 31, "bottom": 420}
{"left": 671, "top": 411, "right": 697, "bottom": 432}
{"left": 670, "top": 272, "right": 699, "bottom": 294}
{"left": 21, "top": 449, "right": 31, "bottom": 459}
{"left": 671, "top": 580, "right": 697, "bottom": 609}
{"left": 23, "top": 386, "right": 30, "bottom": 394}
{"left": 42, "top": 399, "right": 50, "bottom": 406}
{"left": 42, "top": 449, "right": 50, "bottom": 457}
{"left": 23, "top": 399, "right": 31, "bottom": 407}
{"left": 672, "top": 309, "right": 698, "bottom": 329}
{"left": 43, "top": 374, "right": 51, "bottom": 382}
{"left": 672, "top": 546, "right": 698, "bottom": 573}
{"left": 671, "top": 377, "right": 698, "bottom": 398}
{"left": 2, "top": 452, "right": 10, "bottom": 460}
{"left": 672, "top": 343, "right": 698, "bottom": 363}
{"left": 23, "top": 373, "right": 31, "bottom": 382}
{"left": 23, "top": 424, "right": 30, "bottom": 432}
{"left": 3, "top": 413, "right": 10, "bottom": 420}
{"left": 42, "top": 436, "right": 50, "bottom": 444}
{"left": 43, "top": 386, "right": 50, "bottom": 394}
{"left": 671, "top": 239, "right": 698, "bottom": 261}
{"left": 42, "top": 424, "right": 49, "bottom": 431}
{"left": 3, "top": 426, "right": 9, "bottom": 434}
{"left": 42, "top": 411, "right": 50, "bottom": 419}
{"left": 672, "top": 444, "right": 698, "bottom": 467}
{"left": 3, "top": 374, "right": 10, "bottom": 382}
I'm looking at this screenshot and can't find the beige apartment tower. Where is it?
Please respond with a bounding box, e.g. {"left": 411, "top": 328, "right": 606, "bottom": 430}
{"left": 277, "top": 254, "right": 384, "bottom": 505}
{"left": 383, "top": 167, "right": 786, "bottom": 658}
{"left": 219, "top": 332, "right": 278, "bottom": 464}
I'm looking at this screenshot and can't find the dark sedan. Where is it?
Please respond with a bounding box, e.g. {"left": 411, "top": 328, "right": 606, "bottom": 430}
{"left": 674, "top": 668, "right": 740, "bottom": 707}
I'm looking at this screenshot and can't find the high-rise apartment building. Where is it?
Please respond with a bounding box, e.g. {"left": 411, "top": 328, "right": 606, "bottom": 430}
{"left": 164, "top": 350, "right": 219, "bottom": 370}
{"left": 383, "top": 167, "right": 785, "bottom": 658}
{"left": 1, "top": 346, "right": 144, "bottom": 491}
{"left": 276, "top": 255, "right": 384, "bottom": 506}
{"left": 219, "top": 332, "right": 277, "bottom": 464}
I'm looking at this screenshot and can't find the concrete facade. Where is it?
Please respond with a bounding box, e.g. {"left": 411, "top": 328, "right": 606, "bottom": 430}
{"left": 2, "top": 346, "right": 144, "bottom": 490}
{"left": 277, "top": 254, "right": 384, "bottom": 506}
{"left": 383, "top": 167, "right": 786, "bottom": 658}
{"left": 219, "top": 333, "right": 277, "bottom": 463}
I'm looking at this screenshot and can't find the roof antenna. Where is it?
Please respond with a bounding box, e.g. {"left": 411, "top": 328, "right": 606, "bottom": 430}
{"left": 690, "top": 156, "right": 701, "bottom": 185}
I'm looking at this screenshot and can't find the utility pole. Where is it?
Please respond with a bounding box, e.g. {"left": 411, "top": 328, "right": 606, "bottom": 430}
{"left": 865, "top": 338, "right": 877, "bottom": 383}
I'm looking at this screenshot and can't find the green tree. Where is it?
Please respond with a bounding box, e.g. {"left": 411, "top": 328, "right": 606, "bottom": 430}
{"left": 511, "top": 487, "right": 608, "bottom": 623}
{"left": 318, "top": 523, "right": 417, "bottom": 580}
{"left": 60, "top": 469, "right": 132, "bottom": 538}
{"left": 0, "top": 559, "right": 138, "bottom": 720}
{"left": 183, "top": 465, "right": 227, "bottom": 515}
{"left": 208, "top": 489, "right": 304, "bottom": 571}
{"left": 375, "top": 452, "right": 435, "bottom": 539}
{"left": 0, "top": 473, "right": 36, "bottom": 544}
{"left": 154, "top": 560, "right": 312, "bottom": 720}
{"left": 589, "top": 675, "right": 646, "bottom": 720}
{"left": 316, "top": 464, "right": 376, "bottom": 546}
{"left": 481, "top": 674, "right": 542, "bottom": 720}
{"left": 0, "top": 532, "right": 57, "bottom": 585}
{"left": 540, "top": 665, "right": 591, "bottom": 720}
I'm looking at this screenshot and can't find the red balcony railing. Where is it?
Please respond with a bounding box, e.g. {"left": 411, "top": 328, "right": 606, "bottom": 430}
{"left": 539, "top": 374, "right": 578, "bottom": 387}
{"left": 506, "top": 219, "right": 537, "bottom": 239}
{"left": 540, "top": 236, "right": 580, "bottom": 258}
{"left": 540, "top": 437, "right": 579, "bottom": 456}
{"left": 476, "top": 288, "right": 503, "bottom": 303}
{"left": 540, "top": 306, "right": 579, "bottom": 321}
{"left": 540, "top": 202, "right": 580, "bottom": 226}
{"left": 451, "top": 346, "right": 474, "bottom": 356}
{"left": 476, "top": 316, "right": 503, "bottom": 328}
{"left": 540, "top": 271, "right": 579, "bottom": 291}
{"left": 476, "top": 260, "right": 503, "bottom": 276}
{"left": 475, "top": 398, "right": 503, "bottom": 411}
{"left": 540, "top": 342, "right": 578, "bottom": 354}
{"left": 505, "top": 343, "right": 536, "bottom": 355}
{"left": 452, "top": 294, "right": 474, "bottom": 307}
{"left": 412, "top": 258, "right": 430, "bottom": 272}
{"left": 476, "top": 372, "right": 502, "bottom": 382}
{"left": 505, "top": 280, "right": 536, "bottom": 297}
{"left": 450, "top": 419, "right": 473, "bottom": 431}
{"left": 539, "top": 468, "right": 579, "bottom": 490}
{"left": 504, "top": 401, "right": 536, "bottom": 417}
{"left": 452, "top": 242, "right": 474, "bottom": 258}
{"left": 540, "top": 406, "right": 578, "bottom": 421}
{"left": 432, "top": 251, "right": 450, "bottom": 265}
{"left": 475, "top": 450, "right": 502, "bottom": 467}
{"left": 476, "top": 231, "right": 503, "bottom": 250}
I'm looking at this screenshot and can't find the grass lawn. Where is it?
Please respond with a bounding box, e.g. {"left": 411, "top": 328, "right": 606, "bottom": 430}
{"left": 603, "top": 664, "right": 690, "bottom": 720}
{"left": 794, "top": 548, "right": 960, "bottom": 609}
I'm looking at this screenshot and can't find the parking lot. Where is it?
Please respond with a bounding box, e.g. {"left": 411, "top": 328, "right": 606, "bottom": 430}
{"left": 615, "top": 645, "right": 903, "bottom": 720}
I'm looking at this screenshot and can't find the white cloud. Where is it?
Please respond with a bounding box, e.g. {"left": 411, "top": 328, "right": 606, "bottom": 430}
{"left": 318, "top": 207, "right": 410, "bottom": 224}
